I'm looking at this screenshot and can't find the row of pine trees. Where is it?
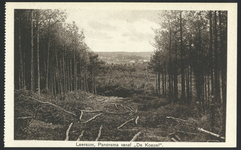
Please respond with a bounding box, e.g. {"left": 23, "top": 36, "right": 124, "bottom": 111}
{"left": 149, "top": 10, "right": 227, "bottom": 133}
{"left": 14, "top": 9, "right": 102, "bottom": 97}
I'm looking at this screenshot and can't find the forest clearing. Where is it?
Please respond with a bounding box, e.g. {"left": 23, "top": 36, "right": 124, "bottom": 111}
{"left": 13, "top": 9, "right": 227, "bottom": 142}
{"left": 15, "top": 89, "right": 224, "bottom": 142}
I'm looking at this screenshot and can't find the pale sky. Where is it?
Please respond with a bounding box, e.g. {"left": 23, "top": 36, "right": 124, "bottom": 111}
{"left": 65, "top": 10, "right": 161, "bottom": 52}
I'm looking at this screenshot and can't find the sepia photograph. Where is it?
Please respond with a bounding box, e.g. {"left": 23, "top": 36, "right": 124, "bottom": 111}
{"left": 5, "top": 2, "right": 237, "bottom": 147}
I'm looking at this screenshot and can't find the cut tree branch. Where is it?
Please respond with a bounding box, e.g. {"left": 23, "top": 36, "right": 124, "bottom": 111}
{"left": 135, "top": 116, "right": 139, "bottom": 125}
{"left": 130, "top": 131, "right": 142, "bottom": 142}
{"left": 83, "top": 113, "right": 103, "bottom": 124}
{"left": 114, "top": 104, "right": 118, "bottom": 110}
{"left": 95, "top": 125, "right": 103, "bottom": 141}
{"left": 76, "top": 130, "right": 85, "bottom": 141}
{"left": 65, "top": 123, "right": 73, "bottom": 141}
{"left": 171, "top": 138, "right": 178, "bottom": 142}
{"left": 198, "top": 128, "right": 225, "bottom": 140}
{"left": 117, "top": 118, "right": 135, "bottom": 130}
{"left": 15, "top": 116, "right": 32, "bottom": 119}
{"left": 28, "top": 96, "right": 77, "bottom": 117}
{"left": 79, "top": 110, "right": 84, "bottom": 121}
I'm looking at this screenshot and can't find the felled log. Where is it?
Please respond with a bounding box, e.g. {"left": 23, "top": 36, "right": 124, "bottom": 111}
{"left": 65, "top": 123, "right": 73, "bottom": 141}
{"left": 105, "top": 110, "right": 130, "bottom": 115}
{"left": 79, "top": 111, "right": 84, "bottom": 121}
{"left": 198, "top": 128, "right": 225, "bottom": 140}
{"left": 81, "top": 110, "right": 102, "bottom": 113}
{"left": 166, "top": 116, "right": 188, "bottom": 123}
{"left": 114, "top": 104, "right": 118, "bottom": 110}
{"left": 135, "top": 116, "right": 139, "bottom": 125}
{"left": 117, "top": 118, "right": 135, "bottom": 130}
{"left": 76, "top": 130, "right": 85, "bottom": 141}
{"left": 28, "top": 96, "right": 77, "bottom": 117}
{"left": 130, "top": 131, "right": 142, "bottom": 142}
{"left": 83, "top": 113, "right": 103, "bottom": 124}
{"left": 171, "top": 137, "right": 178, "bottom": 142}
{"left": 95, "top": 125, "right": 103, "bottom": 141}
{"left": 177, "top": 130, "right": 198, "bottom": 135}
{"left": 15, "top": 116, "right": 32, "bottom": 119}
{"left": 175, "top": 135, "right": 182, "bottom": 142}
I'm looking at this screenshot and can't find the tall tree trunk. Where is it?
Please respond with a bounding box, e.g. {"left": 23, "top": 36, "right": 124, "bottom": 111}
{"left": 30, "top": 10, "right": 34, "bottom": 92}
{"left": 46, "top": 32, "right": 50, "bottom": 91}
{"left": 214, "top": 11, "right": 220, "bottom": 103}
{"left": 168, "top": 23, "right": 172, "bottom": 102}
{"left": 18, "top": 12, "right": 24, "bottom": 89}
{"left": 209, "top": 11, "right": 214, "bottom": 97}
{"left": 36, "top": 11, "right": 40, "bottom": 95}
{"left": 180, "top": 11, "right": 185, "bottom": 103}
{"left": 186, "top": 66, "right": 190, "bottom": 105}
{"left": 156, "top": 73, "right": 158, "bottom": 94}
{"left": 74, "top": 51, "right": 77, "bottom": 91}
{"left": 219, "top": 11, "right": 227, "bottom": 137}
{"left": 70, "top": 57, "right": 72, "bottom": 91}
{"left": 164, "top": 63, "right": 167, "bottom": 96}
{"left": 62, "top": 46, "right": 66, "bottom": 100}
{"left": 174, "top": 40, "right": 178, "bottom": 103}
{"left": 162, "top": 71, "right": 164, "bottom": 95}
{"left": 198, "top": 20, "right": 204, "bottom": 106}
{"left": 158, "top": 71, "right": 161, "bottom": 95}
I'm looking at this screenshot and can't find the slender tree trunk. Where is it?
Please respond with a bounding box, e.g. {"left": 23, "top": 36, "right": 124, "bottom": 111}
{"left": 158, "top": 71, "right": 161, "bottom": 95}
{"left": 70, "top": 57, "right": 72, "bottom": 91}
{"left": 36, "top": 12, "right": 40, "bottom": 95}
{"left": 63, "top": 46, "right": 66, "bottom": 100}
{"left": 190, "top": 66, "right": 192, "bottom": 101}
{"left": 156, "top": 73, "right": 158, "bottom": 94}
{"left": 198, "top": 21, "right": 204, "bottom": 106}
{"left": 214, "top": 11, "right": 220, "bottom": 103}
{"left": 162, "top": 71, "right": 164, "bottom": 95}
{"left": 186, "top": 66, "right": 190, "bottom": 105}
{"left": 74, "top": 51, "right": 77, "bottom": 91}
{"left": 219, "top": 11, "right": 227, "bottom": 137}
{"left": 30, "top": 10, "right": 34, "bottom": 92}
{"left": 209, "top": 11, "right": 214, "bottom": 97}
{"left": 46, "top": 33, "right": 50, "bottom": 91}
{"left": 164, "top": 63, "right": 167, "bottom": 96}
{"left": 168, "top": 23, "right": 172, "bottom": 102}
{"left": 174, "top": 40, "right": 178, "bottom": 103}
{"left": 180, "top": 11, "right": 185, "bottom": 103}
{"left": 18, "top": 12, "right": 24, "bottom": 89}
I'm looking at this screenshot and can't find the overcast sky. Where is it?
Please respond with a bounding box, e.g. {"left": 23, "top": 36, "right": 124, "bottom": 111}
{"left": 65, "top": 10, "right": 161, "bottom": 52}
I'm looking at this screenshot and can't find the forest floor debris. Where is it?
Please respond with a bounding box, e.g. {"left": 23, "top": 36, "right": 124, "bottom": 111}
{"left": 14, "top": 90, "right": 225, "bottom": 142}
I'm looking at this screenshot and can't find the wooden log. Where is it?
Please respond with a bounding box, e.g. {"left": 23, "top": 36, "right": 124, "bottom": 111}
{"left": 114, "top": 104, "right": 118, "bottom": 110}
{"left": 130, "top": 131, "right": 142, "bottom": 142}
{"left": 95, "top": 125, "right": 103, "bottom": 141}
{"left": 79, "top": 110, "right": 84, "bottom": 121}
{"left": 198, "top": 128, "right": 225, "bottom": 140}
{"left": 177, "top": 130, "right": 198, "bottom": 135}
{"left": 76, "top": 130, "right": 85, "bottom": 141}
{"left": 83, "top": 113, "right": 103, "bottom": 124}
{"left": 175, "top": 135, "right": 182, "bottom": 142}
{"left": 135, "top": 116, "right": 139, "bottom": 125}
{"left": 15, "top": 116, "right": 32, "bottom": 119}
{"left": 28, "top": 96, "right": 76, "bottom": 117}
{"left": 171, "top": 137, "right": 178, "bottom": 142}
{"left": 117, "top": 118, "right": 135, "bottom": 130}
{"left": 65, "top": 123, "right": 73, "bottom": 141}
{"left": 81, "top": 110, "right": 102, "bottom": 113}
{"left": 166, "top": 116, "right": 187, "bottom": 122}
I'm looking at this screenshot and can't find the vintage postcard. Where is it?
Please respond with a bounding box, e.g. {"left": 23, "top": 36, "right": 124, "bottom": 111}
{"left": 5, "top": 2, "right": 237, "bottom": 147}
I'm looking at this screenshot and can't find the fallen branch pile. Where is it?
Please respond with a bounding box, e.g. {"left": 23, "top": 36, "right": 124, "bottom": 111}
{"left": 166, "top": 116, "right": 225, "bottom": 141}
